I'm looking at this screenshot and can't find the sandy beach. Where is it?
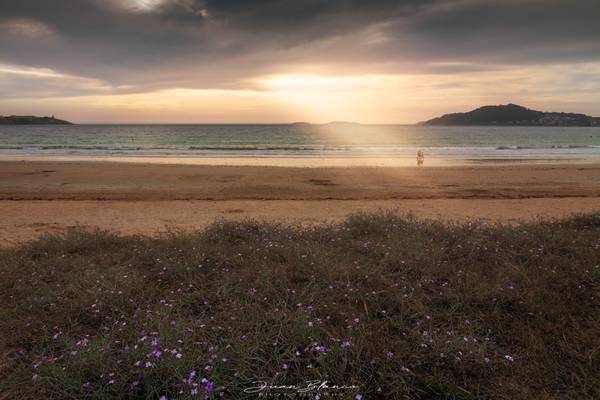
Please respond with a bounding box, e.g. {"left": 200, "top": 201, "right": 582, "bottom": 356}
{"left": 1, "top": 159, "right": 599, "bottom": 245}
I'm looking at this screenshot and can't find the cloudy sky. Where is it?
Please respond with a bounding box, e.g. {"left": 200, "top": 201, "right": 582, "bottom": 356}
{"left": 1, "top": 0, "right": 599, "bottom": 123}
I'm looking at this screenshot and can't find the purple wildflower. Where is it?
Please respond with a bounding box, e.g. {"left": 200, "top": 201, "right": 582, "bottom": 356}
{"left": 314, "top": 345, "right": 326, "bottom": 353}
{"left": 340, "top": 340, "right": 351, "bottom": 349}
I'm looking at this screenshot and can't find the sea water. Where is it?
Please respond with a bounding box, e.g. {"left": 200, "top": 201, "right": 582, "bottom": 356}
{"left": 1, "top": 124, "right": 599, "bottom": 161}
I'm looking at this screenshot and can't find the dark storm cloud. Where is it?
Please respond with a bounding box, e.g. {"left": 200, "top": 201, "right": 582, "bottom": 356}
{"left": 0, "top": 0, "right": 599, "bottom": 95}
{"left": 383, "top": 0, "right": 600, "bottom": 63}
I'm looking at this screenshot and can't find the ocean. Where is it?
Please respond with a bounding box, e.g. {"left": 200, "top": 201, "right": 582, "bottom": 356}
{"left": 1, "top": 124, "right": 600, "bottom": 161}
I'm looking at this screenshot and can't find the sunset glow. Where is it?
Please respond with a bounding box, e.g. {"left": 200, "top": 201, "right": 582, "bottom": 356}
{"left": 1, "top": 1, "right": 599, "bottom": 123}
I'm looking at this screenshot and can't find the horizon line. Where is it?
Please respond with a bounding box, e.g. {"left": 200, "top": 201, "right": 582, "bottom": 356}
{"left": 5, "top": 119, "right": 600, "bottom": 125}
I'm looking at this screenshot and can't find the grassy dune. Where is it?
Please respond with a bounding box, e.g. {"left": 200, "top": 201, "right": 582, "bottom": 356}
{"left": 1, "top": 213, "right": 599, "bottom": 399}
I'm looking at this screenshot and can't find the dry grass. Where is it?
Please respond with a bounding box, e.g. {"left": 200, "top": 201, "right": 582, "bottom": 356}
{"left": 1, "top": 212, "right": 599, "bottom": 399}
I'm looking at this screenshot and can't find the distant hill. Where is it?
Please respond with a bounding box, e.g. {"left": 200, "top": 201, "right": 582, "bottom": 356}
{"left": 421, "top": 104, "right": 599, "bottom": 126}
{"left": 0, "top": 115, "right": 72, "bottom": 125}
{"left": 324, "top": 121, "right": 361, "bottom": 126}
{"left": 290, "top": 121, "right": 362, "bottom": 127}
{"left": 289, "top": 122, "right": 312, "bottom": 126}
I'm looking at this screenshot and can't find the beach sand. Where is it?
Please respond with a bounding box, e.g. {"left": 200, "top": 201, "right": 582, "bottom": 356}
{"left": 1, "top": 159, "right": 599, "bottom": 245}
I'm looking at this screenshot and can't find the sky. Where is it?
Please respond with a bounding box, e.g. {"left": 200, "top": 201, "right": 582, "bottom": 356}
{"left": 1, "top": 0, "right": 599, "bottom": 124}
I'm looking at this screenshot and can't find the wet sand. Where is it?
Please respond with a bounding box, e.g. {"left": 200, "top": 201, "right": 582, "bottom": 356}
{"left": 1, "top": 160, "right": 599, "bottom": 245}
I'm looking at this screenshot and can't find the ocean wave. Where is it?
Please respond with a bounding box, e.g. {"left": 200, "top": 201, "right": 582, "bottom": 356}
{"left": 1, "top": 144, "right": 599, "bottom": 158}
{"left": 40, "top": 145, "right": 152, "bottom": 151}
{"left": 496, "top": 145, "right": 594, "bottom": 150}
{"left": 186, "top": 145, "right": 342, "bottom": 151}
{"left": 1, "top": 143, "right": 598, "bottom": 151}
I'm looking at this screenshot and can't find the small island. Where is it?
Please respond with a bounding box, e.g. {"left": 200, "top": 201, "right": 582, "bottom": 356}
{"left": 290, "top": 121, "right": 362, "bottom": 127}
{"left": 421, "top": 104, "right": 600, "bottom": 126}
{"left": 0, "top": 115, "right": 73, "bottom": 125}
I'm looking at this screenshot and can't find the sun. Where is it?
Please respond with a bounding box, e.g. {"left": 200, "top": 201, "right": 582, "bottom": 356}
{"left": 256, "top": 73, "right": 407, "bottom": 123}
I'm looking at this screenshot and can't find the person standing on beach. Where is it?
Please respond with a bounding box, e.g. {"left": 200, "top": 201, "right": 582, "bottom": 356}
{"left": 417, "top": 150, "right": 424, "bottom": 167}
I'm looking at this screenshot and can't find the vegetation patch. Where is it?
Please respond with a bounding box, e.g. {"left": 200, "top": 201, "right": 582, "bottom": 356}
{"left": 1, "top": 212, "right": 599, "bottom": 399}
